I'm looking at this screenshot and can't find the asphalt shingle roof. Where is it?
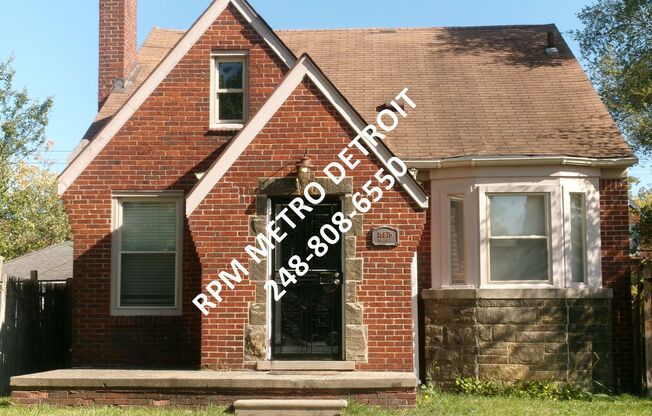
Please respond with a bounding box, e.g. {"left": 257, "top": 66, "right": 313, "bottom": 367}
{"left": 1, "top": 242, "right": 73, "bottom": 281}
{"left": 81, "top": 24, "right": 633, "bottom": 161}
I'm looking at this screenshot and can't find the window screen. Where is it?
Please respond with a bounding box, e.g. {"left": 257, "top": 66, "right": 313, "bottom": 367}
{"left": 570, "top": 193, "right": 586, "bottom": 283}
{"left": 448, "top": 195, "right": 465, "bottom": 285}
{"left": 488, "top": 194, "right": 550, "bottom": 282}
{"left": 119, "top": 201, "right": 178, "bottom": 307}
{"left": 215, "top": 58, "right": 245, "bottom": 123}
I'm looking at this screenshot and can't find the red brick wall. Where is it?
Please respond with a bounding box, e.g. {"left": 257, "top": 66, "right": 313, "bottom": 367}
{"left": 599, "top": 178, "right": 635, "bottom": 392}
{"left": 12, "top": 388, "right": 416, "bottom": 408}
{"left": 189, "top": 79, "right": 427, "bottom": 371}
{"left": 99, "top": 0, "right": 137, "bottom": 109}
{"left": 417, "top": 181, "right": 431, "bottom": 292}
{"left": 63, "top": 4, "right": 288, "bottom": 368}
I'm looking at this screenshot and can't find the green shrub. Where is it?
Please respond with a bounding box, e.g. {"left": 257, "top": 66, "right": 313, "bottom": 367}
{"left": 454, "top": 377, "right": 594, "bottom": 401}
{"left": 418, "top": 382, "right": 439, "bottom": 402}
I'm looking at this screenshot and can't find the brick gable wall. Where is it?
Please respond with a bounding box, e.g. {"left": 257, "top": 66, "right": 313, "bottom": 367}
{"left": 189, "top": 78, "right": 427, "bottom": 371}
{"left": 600, "top": 178, "right": 635, "bottom": 391}
{"left": 63, "top": 4, "right": 288, "bottom": 367}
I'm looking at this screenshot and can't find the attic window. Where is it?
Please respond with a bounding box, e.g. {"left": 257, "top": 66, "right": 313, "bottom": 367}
{"left": 211, "top": 52, "right": 248, "bottom": 128}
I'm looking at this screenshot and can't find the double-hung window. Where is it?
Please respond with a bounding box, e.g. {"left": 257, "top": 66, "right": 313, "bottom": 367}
{"left": 111, "top": 193, "right": 183, "bottom": 315}
{"left": 212, "top": 53, "right": 247, "bottom": 127}
{"left": 569, "top": 193, "right": 587, "bottom": 284}
{"left": 487, "top": 193, "right": 551, "bottom": 282}
{"left": 448, "top": 195, "right": 466, "bottom": 285}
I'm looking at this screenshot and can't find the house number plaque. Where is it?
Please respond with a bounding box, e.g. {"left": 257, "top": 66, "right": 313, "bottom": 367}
{"left": 372, "top": 227, "right": 399, "bottom": 246}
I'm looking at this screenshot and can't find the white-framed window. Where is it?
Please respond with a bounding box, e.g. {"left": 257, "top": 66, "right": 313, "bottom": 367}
{"left": 435, "top": 186, "right": 476, "bottom": 288}
{"left": 486, "top": 193, "right": 552, "bottom": 283}
{"left": 211, "top": 52, "right": 248, "bottom": 128}
{"left": 561, "top": 178, "right": 601, "bottom": 288}
{"left": 111, "top": 191, "right": 183, "bottom": 316}
{"left": 569, "top": 193, "right": 587, "bottom": 284}
{"left": 448, "top": 194, "right": 466, "bottom": 285}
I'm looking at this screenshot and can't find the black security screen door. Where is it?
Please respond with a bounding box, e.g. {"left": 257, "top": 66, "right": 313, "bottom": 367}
{"left": 272, "top": 199, "right": 343, "bottom": 360}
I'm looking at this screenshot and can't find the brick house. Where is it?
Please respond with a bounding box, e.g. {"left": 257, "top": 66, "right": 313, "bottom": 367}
{"left": 12, "top": 0, "right": 637, "bottom": 408}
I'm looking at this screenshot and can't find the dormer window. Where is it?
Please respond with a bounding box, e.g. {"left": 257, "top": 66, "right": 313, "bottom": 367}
{"left": 211, "top": 52, "right": 248, "bottom": 128}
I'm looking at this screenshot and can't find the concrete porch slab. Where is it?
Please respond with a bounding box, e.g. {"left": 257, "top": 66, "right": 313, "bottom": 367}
{"left": 11, "top": 369, "right": 417, "bottom": 390}
{"left": 11, "top": 369, "right": 417, "bottom": 408}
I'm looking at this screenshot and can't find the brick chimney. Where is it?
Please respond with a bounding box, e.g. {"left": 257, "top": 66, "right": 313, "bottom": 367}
{"left": 98, "top": 0, "right": 137, "bottom": 110}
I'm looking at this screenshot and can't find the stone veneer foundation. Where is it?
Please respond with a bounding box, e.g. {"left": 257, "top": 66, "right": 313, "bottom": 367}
{"left": 244, "top": 175, "right": 367, "bottom": 363}
{"left": 422, "top": 289, "right": 613, "bottom": 389}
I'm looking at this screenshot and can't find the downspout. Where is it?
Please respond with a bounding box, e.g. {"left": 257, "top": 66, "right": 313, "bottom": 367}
{"left": 411, "top": 252, "right": 420, "bottom": 381}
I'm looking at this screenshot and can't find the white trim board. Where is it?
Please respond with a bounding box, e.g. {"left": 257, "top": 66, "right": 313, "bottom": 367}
{"left": 186, "top": 55, "right": 429, "bottom": 215}
{"left": 405, "top": 155, "right": 638, "bottom": 169}
{"left": 57, "top": 0, "right": 297, "bottom": 195}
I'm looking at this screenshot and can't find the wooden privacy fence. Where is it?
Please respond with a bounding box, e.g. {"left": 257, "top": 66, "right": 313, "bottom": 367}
{"left": 0, "top": 266, "right": 71, "bottom": 395}
{"left": 642, "top": 265, "right": 652, "bottom": 396}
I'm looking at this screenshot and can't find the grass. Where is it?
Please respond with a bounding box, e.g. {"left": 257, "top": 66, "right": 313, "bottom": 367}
{"left": 348, "top": 393, "right": 652, "bottom": 416}
{"left": 0, "top": 393, "right": 651, "bottom": 416}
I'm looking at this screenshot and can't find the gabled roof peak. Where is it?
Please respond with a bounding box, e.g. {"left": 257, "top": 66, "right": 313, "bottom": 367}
{"left": 186, "top": 53, "right": 429, "bottom": 214}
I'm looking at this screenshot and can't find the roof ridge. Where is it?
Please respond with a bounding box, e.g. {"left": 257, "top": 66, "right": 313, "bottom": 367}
{"left": 148, "top": 23, "right": 558, "bottom": 36}
{"left": 275, "top": 23, "right": 557, "bottom": 32}
{"left": 150, "top": 26, "right": 186, "bottom": 33}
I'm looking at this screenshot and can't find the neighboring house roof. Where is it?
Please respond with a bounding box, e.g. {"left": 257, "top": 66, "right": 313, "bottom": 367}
{"left": 73, "top": 24, "right": 633, "bottom": 164}
{"left": 1, "top": 242, "right": 73, "bottom": 281}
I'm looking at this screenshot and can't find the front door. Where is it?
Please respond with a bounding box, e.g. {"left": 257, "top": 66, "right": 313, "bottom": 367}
{"left": 271, "top": 199, "right": 343, "bottom": 360}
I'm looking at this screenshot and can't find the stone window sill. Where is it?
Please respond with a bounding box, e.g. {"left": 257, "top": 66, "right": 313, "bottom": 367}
{"left": 209, "top": 123, "right": 244, "bottom": 131}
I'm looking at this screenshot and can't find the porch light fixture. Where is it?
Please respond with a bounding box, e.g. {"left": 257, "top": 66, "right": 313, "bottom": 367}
{"left": 295, "top": 154, "right": 313, "bottom": 194}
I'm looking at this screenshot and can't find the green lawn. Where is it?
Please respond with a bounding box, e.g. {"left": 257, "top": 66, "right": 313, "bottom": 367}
{"left": 1, "top": 393, "right": 651, "bottom": 416}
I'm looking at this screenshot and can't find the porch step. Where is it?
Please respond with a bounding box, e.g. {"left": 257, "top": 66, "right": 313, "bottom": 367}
{"left": 256, "top": 360, "right": 355, "bottom": 371}
{"left": 234, "top": 399, "right": 347, "bottom": 416}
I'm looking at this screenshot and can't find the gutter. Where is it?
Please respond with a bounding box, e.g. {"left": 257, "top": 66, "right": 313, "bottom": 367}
{"left": 404, "top": 155, "right": 639, "bottom": 169}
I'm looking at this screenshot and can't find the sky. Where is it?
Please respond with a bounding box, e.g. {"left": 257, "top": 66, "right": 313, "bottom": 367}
{"left": 0, "top": 0, "right": 649, "bottom": 188}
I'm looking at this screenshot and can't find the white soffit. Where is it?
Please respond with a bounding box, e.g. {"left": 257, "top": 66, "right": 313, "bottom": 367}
{"left": 57, "top": 0, "right": 296, "bottom": 195}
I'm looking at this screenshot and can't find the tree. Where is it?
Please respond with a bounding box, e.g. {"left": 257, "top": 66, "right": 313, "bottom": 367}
{"left": 631, "top": 183, "right": 652, "bottom": 256}
{"left": 0, "top": 57, "right": 70, "bottom": 260}
{"left": 574, "top": 0, "right": 652, "bottom": 155}
{"left": 0, "top": 162, "right": 71, "bottom": 259}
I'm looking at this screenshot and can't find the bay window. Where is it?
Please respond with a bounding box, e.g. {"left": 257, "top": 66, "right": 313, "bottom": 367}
{"left": 111, "top": 192, "right": 183, "bottom": 316}
{"left": 431, "top": 172, "right": 601, "bottom": 290}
